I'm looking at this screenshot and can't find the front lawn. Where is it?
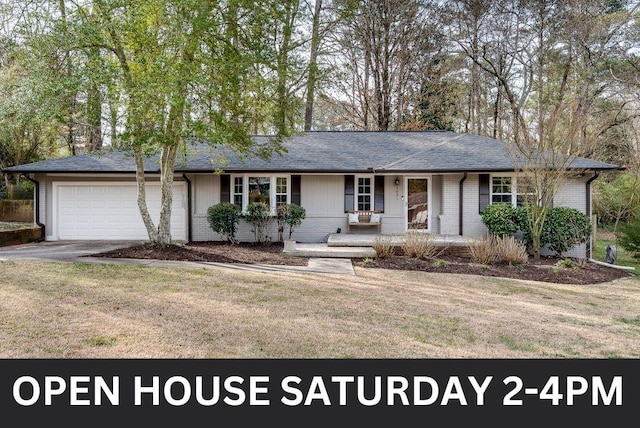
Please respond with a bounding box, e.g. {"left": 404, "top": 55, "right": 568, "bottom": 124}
{"left": 0, "top": 260, "right": 638, "bottom": 358}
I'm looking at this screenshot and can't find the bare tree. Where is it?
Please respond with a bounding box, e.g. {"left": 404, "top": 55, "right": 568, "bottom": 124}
{"left": 453, "top": 0, "right": 637, "bottom": 258}
{"left": 326, "top": 0, "right": 441, "bottom": 130}
{"left": 304, "top": 0, "right": 324, "bottom": 131}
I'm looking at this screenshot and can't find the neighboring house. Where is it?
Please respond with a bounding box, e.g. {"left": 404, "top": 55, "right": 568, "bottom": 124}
{"left": 2, "top": 131, "right": 620, "bottom": 258}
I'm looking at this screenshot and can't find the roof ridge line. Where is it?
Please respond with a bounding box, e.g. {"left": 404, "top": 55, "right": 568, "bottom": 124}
{"left": 376, "top": 134, "right": 465, "bottom": 170}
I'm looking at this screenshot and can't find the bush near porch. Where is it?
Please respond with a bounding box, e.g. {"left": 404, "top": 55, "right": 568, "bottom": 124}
{"left": 480, "top": 204, "right": 592, "bottom": 258}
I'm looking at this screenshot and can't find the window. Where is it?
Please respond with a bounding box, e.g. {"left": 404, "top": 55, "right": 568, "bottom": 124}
{"left": 229, "top": 174, "right": 290, "bottom": 213}
{"left": 233, "top": 176, "right": 243, "bottom": 209}
{"left": 491, "top": 175, "right": 537, "bottom": 207}
{"left": 516, "top": 176, "right": 535, "bottom": 206}
{"left": 248, "top": 176, "right": 270, "bottom": 206}
{"left": 356, "top": 176, "right": 373, "bottom": 210}
{"left": 275, "top": 177, "right": 288, "bottom": 207}
{"left": 491, "top": 176, "right": 513, "bottom": 204}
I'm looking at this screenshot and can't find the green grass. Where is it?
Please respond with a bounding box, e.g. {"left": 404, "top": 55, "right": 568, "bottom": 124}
{"left": 592, "top": 233, "right": 640, "bottom": 274}
{"left": 616, "top": 317, "right": 640, "bottom": 327}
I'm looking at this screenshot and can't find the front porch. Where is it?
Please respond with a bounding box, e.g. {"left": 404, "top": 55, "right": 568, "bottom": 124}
{"left": 283, "top": 233, "right": 476, "bottom": 258}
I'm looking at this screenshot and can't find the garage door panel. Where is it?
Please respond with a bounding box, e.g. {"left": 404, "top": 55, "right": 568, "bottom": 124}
{"left": 55, "top": 183, "right": 186, "bottom": 241}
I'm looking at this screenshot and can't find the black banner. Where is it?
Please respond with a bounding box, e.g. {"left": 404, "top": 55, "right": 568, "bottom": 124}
{"left": 1, "top": 359, "right": 636, "bottom": 425}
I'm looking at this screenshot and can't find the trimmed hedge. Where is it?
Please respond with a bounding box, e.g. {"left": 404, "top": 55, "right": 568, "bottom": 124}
{"left": 276, "top": 203, "right": 306, "bottom": 241}
{"left": 480, "top": 204, "right": 518, "bottom": 237}
{"left": 540, "top": 207, "right": 592, "bottom": 256}
{"left": 206, "top": 202, "right": 241, "bottom": 243}
{"left": 481, "top": 204, "right": 592, "bottom": 257}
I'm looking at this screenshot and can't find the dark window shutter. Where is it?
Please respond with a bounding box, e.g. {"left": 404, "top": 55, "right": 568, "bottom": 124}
{"left": 291, "top": 175, "right": 301, "bottom": 206}
{"left": 220, "top": 174, "right": 230, "bottom": 203}
{"left": 479, "top": 173, "right": 490, "bottom": 214}
{"left": 344, "top": 175, "right": 354, "bottom": 212}
{"left": 374, "top": 175, "right": 384, "bottom": 212}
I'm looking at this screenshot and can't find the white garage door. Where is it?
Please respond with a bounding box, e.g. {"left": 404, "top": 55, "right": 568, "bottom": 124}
{"left": 54, "top": 182, "right": 187, "bottom": 241}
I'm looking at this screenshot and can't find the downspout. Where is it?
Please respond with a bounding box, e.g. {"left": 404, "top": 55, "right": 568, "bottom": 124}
{"left": 585, "top": 171, "right": 600, "bottom": 260}
{"left": 459, "top": 172, "right": 468, "bottom": 236}
{"left": 182, "top": 173, "right": 193, "bottom": 243}
{"left": 21, "top": 174, "right": 46, "bottom": 242}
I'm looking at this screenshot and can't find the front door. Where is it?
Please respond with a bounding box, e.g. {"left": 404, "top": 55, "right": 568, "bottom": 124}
{"left": 407, "top": 178, "right": 429, "bottom": 230}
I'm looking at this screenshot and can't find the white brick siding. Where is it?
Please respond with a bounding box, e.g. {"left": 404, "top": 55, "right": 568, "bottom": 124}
{"left": 34, "top": 171, "right": 592, "bottom": 258}
{"left": 462, "top": 174, "right": 486, "bottom": 238}
{"left": 552, "top": 176, "right": 589, "bottom": 259}
{"left": 439, "top": 174, "right": 461, "bottom": 235}
{"left": 193, "top": 174, "right": 219, "bottom": 215}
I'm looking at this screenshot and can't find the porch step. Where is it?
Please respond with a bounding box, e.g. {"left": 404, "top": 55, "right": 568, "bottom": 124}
{"left": 327, "top": 233, "right": 475, "bottom": 247}
{"left": 327, "top": 233, "right": 397, "bottom": 247}
{"left": 284, "top": 243, "right": 376, "bottom": 258}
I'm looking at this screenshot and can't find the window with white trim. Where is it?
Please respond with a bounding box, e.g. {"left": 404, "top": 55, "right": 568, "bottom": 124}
{"left": 515, "top": 176, "right": 535, "bottom": 206}
{"left": 491, "top": 175, "right": 537, "bottom": 207}
{"left": 356, "top": 176, "right": 373, "bottom": 211}
{"left": 230, "top": 174, "right": 290, "bottom": 213}
{"left": 275, "top": 177, "right": 288, "bottom": 207}
{"left": 232, "top": 176, "right": 243, "bottom": 209}
{"left": 491, "top": 176, "right": 513, "bottom": 204}
{"left": 248, "top": 176, "right": 271, "bottom": 206}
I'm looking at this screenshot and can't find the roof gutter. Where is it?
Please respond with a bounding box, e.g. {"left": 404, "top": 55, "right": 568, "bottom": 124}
{"left": 21, "top": 174, "right": 46, "bottom": 242}
{"left": 182, "top": 173, "right": 193, "bottom": 243}
{"left": 585, "top": 170, "right": 600, "bottom": 217}
{"left": 585, "top": 171, "right": 600, "bottom": 260}
{"left": 459, "top": 173, "right": 468, "bottom": 236}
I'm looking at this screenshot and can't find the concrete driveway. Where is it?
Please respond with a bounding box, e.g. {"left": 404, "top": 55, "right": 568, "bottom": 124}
{"left": 0, "top": 240, "right": 356, "bottom": 275}
{"left": 0, "top": 240, "right": 140, "bottom": 262}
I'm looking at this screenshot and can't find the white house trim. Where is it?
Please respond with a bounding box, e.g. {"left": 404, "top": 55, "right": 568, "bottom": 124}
{"left": 229, "top": 173, "right": 291, "bottom": 214}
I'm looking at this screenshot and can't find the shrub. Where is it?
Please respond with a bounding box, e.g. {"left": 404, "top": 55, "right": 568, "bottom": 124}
{"left": 469, "top": 235, "right": 497, "bottom": 265}
{"left": 276, "top": 203, "right": 307, "bottom": 241}
{"left": 515, "top": 205, "right": 591, "bottom": 257}
{"left": 206, "top": 202, "right": 241, "bottom": 244}
{"left": 244, "top": 201, "right": 273, "bottom": 244}
{"left": 480, "top": 204, "right": 519, "bottom": 237}
{"left": 494, "top": 235, "right": 528, "bottom": 265}
{"left": 555, "top": 258, "right": 576, "bottom": 269}
{"left": 373, "top": 235, "right": 396, "bottom": 258}
{"left": 541, "top": 207, "right": 592, "bottom": 256}
{"left": 617, "top": 221, "right": 640, "bottom": 260}
{"left": 402, "top": 231, "right": 438, "bottom": 259}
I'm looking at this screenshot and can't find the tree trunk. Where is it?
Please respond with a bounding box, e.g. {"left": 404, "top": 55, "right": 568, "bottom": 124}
{"left": 133, "top": 145, "right": 159, "bottom": 243}
{"left": 157, "top": 145, "right": 177, "bottom": 246}
{"left": 86, "top": 47, "right": 103, "bottom": 152}
{"left": 304, "top": 0, "right": 323, "bottom": 132}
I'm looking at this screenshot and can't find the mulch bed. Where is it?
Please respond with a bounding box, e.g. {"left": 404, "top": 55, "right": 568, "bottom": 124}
{"left": 352, "top": 255, "right": 634, "bottom": 285}
{"left": 89, "top": 241, "right": 309, "bottom": 266}
{"left": 89, "top": 241, "right": 634, "bottom": 284}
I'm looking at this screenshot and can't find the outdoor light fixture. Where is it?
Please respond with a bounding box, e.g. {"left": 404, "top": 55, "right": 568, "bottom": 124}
{"left": 394, "top": 177, "right": 400, "bottom": 186}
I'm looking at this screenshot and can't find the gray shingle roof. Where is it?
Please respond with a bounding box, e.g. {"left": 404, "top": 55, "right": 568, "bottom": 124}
{"left": 3, "top": 131, "right": 620, "bottom": 174}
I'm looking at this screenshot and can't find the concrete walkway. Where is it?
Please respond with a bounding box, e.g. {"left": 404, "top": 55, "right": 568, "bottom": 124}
{"left": 283, "top": 233, "right": 476, "bottom": 258}
{"left": 0, "top": 241, "right": 356, "bottom": 275}
{"left": 81, "top": 256, "right": 356, "bottom": 275}
{"left": 327, "top": 232, "right": 476, "bottom": 247}
{"left": 286, "top": 243, "right": 376, "bottom": 258}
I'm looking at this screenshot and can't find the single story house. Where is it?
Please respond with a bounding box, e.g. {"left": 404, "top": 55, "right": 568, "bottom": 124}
{"left": 3, "top": 131, "right": 620, "bottom": 258}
